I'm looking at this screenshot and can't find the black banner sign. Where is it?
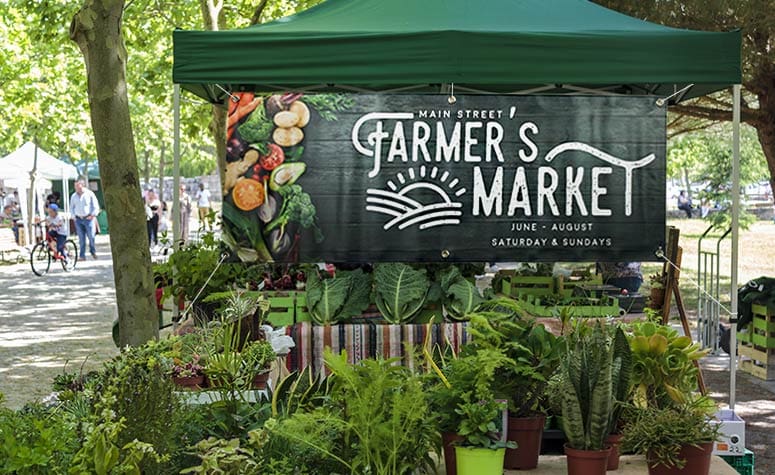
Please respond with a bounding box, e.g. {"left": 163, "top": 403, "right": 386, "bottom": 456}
{"left": 222, "top": 94, "right": 665, "bottom": 263}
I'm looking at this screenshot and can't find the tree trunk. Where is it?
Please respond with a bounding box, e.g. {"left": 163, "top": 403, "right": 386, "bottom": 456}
{"left": 70, "top": 0, "right": 158, "bottom": 346}
{"left": 199, "top": 0, "right": 228, "bottom": 194}
{"left": 158, "top": 140, "right": 166, "bottom": 200}
{"left": 682, "top": 167, "right": 692, "bottom": 200}
{"left": 755, "top": 97, "right": 775, "bottom": 207}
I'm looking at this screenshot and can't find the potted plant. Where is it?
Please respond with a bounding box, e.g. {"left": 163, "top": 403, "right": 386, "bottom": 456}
{"left": 466, "top": 308, "right": 562, "bottom": 469}
{"left": 648, "top": 273, "right": 666, "bottom": 309}
{"left": 621, "top": 400, "right": 719, "bottom": 475}
{"left": 427, "top": 346, "right": 513, "bottom": 475}
{"left": 169, "top": 355, "right": 206, "bottom": 390}
{"left": 623, "top": 321, "right": 716, "bottom": 475}
{"left": 454, "top": 393, "right": 514, "bottom": 475}
{"left": 628, "top": 321, "right": 708, "bottom": 410}
{"left": 240, "top": 339, "right": 275, "bottom": 389}
{"left": 560, "top": 321, "right": 615, "bottom": 475}
{"left": 605, "top": 326, "right": 632, "bottom": 471}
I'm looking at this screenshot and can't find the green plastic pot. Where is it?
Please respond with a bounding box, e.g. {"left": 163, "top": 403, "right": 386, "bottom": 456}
{"left": 455, "top": 446, "right": 506, "bottom": 475}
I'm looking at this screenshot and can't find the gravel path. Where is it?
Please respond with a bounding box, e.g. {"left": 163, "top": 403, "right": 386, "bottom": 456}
{"left": 0, "top": 235, "right": 118, "bottom": 409}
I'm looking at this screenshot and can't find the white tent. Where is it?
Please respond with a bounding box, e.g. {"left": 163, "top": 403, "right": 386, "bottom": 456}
{"left": 0, "top": 142, "right": 78, "bottom": 246}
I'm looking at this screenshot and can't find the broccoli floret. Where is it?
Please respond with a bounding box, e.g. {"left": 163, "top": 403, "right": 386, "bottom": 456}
{"left": 265, "top": 184, "right": 322, "bottom": 241}
{"left": 239, "top": 106, "right": 274, "bottom": 143}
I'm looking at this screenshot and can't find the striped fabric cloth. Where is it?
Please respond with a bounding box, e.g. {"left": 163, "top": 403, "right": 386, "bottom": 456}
{"left": 284, "top": 322, "right": 471, "bottom": 375}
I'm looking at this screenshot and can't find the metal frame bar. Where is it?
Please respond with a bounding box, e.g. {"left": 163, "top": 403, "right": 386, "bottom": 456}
{"left": 730, "top": 84, "right": 741, "bottom": 409}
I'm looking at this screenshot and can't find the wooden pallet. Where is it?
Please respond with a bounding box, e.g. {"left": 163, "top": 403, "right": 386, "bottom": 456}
{"left": 740, "top": 304, "right": 775, "bottom": 348}
{"left": 738, "top": 339, "right": 775, "bottom": 380}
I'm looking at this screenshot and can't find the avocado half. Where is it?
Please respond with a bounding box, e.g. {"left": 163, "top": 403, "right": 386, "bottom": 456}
{"left": 269, "top": 162, "right": 306, "bottom": 191}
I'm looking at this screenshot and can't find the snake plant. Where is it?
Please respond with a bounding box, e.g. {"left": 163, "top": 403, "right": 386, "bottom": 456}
{"left": 560, "top": 322, "right": 614, "bottom": 451}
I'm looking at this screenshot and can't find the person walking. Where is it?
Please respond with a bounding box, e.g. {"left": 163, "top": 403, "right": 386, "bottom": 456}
{"left": 178, "top": 184, "right": 192, "bottom": 243}
{"left": 145, "top": 189, "right": 161, "bottom": 246}
{"left": 195, "top": 183, "right": 212, "bottom": 231}
{"left": 69, "top": 178, "right": 100, "bottom": 259}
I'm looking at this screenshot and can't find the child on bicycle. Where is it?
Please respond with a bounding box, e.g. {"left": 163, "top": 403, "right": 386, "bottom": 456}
{"left": 46, "top": 203, "right": 69, "bottom": 260}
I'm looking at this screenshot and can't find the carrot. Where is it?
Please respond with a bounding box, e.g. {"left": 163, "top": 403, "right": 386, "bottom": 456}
{"left": 227, "top": 97, "right": 262, "bottom": 129}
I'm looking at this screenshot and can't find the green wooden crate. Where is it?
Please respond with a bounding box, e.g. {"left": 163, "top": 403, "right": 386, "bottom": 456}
{"left": 556, "top": 275, "right": 604, "bottom": 298}
{"left": 519, "top": 294, "right": 621, "bottom": 318}
{"left": 501, "top": 275, "right": 555, "bottom": 298}
{"left": 265, "top": 291, "right": 296, "bottom": 327}
{"left": 295, "top": 291, "right": 310, "bottom": 323}
{"left": 722, "top": 449, "right": 754, "bottom": 475}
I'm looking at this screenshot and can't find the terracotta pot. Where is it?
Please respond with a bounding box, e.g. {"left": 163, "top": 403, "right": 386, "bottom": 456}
{"left": 605, "top": 433, "right": 624, "bottom": 471}
{"left": 172, "top": 374, "right": 205, "bottom": 390}
{"left": 504, "top": 414, "right": 546, "bottom": 469}
{"left": 647, "top": 442, "right": 713, "bottom": 475}
{"left": 564, "top": 443, "right": 611, "bottom": 475}
{"left": 441, "top": 432, "right": 464, "bottom": 475}
{"left": 252, "top": 371, "right": 270, "bottom": 389}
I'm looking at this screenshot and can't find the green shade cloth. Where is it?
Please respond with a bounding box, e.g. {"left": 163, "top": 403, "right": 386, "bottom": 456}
{"left": 173, "top": 0, "right": 741, "bottom": 102}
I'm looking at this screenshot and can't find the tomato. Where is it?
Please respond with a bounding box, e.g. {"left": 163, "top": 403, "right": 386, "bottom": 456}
{"left": 232, "top": 179, "right": 265, "bottom": 211}
{"left": 259, "top": 143, "right": 285, "bottom": 171}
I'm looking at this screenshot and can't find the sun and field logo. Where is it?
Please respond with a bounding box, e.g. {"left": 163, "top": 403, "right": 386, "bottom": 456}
{"left": 366, "top": 165, "right": 465, "bottom": 230}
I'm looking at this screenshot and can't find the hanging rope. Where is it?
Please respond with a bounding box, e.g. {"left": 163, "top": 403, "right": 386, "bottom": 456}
{"left": 655, "top": 248, "right": 733, "bottom": 317}
{"left": 181, "top": 252, "right": 229, "bottom": 318}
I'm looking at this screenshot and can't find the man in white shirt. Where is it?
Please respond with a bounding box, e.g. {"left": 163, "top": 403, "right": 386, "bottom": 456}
{"left": 195, "top": 183, "right": 212, "bottom": 231}
{"left": 69, "top": 178, "right": 100, "bottom": 259}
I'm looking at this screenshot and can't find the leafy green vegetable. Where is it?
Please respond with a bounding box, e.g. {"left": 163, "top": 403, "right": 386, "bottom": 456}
{"left": 306, "top": 269, "right": 371, "bottom": 325}
{"left": 373, "top": 263, "right": 429, "bottom": 324}
{"left": 238, "top": 105, "right": 273, "bottom": 143}
{"left": 303, "top": 94, "right": 354, "bottom": 121}
{"left": 440, "top": 267, "right": 484, "bottom": 321}
{"left": 222, "top": 201, "right": 272, "bottom": 261}
{"left": 265, "top": 184, "right": 323, "bottom": 242}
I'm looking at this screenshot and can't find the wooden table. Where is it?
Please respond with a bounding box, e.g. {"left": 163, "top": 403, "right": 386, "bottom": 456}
{"left": 501, "top": 454, "right": 737, "bottom": 474}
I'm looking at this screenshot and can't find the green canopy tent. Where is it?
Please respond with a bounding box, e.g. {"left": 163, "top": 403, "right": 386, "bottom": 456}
{"left": 173, "top": 0, "right": 740, "bottom": 101}
{"left": 172, "top": 0, "right": 743, "bottom": 406}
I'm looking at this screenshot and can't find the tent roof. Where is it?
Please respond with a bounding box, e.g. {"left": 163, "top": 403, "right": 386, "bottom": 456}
{"left": 173, "top": 0, "right": 741, "bottom": 102}
{"left": 0, "top": 142, "right": 79, "bottom": 181}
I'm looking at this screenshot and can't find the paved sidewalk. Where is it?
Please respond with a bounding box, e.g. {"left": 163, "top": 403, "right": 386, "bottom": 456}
{"left": 700, "top": 355, "right": 775, "bottom": 475}
{"left": 0, "top": 235, "right": 118, "bottom": 409}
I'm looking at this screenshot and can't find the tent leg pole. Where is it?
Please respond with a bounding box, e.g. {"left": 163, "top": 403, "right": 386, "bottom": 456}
{"left": 172, "top": 83, "right": 182, "bottom": 327}
{"left": 730, "top": 84, "right": 741, "bottom": 410}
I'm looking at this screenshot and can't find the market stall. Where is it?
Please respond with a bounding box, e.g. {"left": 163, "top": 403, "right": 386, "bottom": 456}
{"left": 0, "top": 142, "right": 78, "bottom": 245}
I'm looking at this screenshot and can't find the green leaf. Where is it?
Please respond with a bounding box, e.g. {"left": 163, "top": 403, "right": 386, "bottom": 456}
{"left": 373, "top": 263, "right": 429, "bottom": 324}
{"left": 440, "top": 267, "right": 484, "bottom": 321}
{"left": 306, "top": 272, "right": 352, "bottom": 325}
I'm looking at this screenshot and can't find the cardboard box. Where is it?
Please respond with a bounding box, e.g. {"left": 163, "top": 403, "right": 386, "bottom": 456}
{"left": 711, "top": 409, "right": 746, "bottom": 456}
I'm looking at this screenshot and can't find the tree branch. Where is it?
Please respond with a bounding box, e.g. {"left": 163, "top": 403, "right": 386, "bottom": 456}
{"left": 251, "top": 0, "right": 271, "bottom": 25}
{"left": 671, "top": 103, "right": 760, "bottom": 126}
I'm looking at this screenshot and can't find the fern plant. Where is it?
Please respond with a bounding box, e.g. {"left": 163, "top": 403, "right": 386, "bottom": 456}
{"left": 560, "top": 321, "right": 614, "bottom": 451}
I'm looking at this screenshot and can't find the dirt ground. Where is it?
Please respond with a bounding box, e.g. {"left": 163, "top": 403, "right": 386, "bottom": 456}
{"left": 0, "top": 235, "right": 118, "bottom": 409}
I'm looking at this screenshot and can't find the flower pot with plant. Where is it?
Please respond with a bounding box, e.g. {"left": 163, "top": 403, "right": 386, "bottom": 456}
{"left": 648, "top": 273, "right": 666, "bottom": 309}
{"left": 240, "top": 339, "right": 275, "bottom": 389}
{"left": 622, "top": 400, "right": 719, "bottom": 475}
{"left": 622, "top": 321, "right": 716, "bottom": 475}
{"left": 606, "top": 326, "right": 633, "bottom": 471}
{"left": 466, "top": 307, "right": 563, "bottom": 470}
{"left": 560, "top": 321, "right": 615, "bottom": 475}
{"left": 427, "top": 346, "right": 514, "bottom": 475}
{"left": 454, "top": 394, "right": 513, "bottom": 475}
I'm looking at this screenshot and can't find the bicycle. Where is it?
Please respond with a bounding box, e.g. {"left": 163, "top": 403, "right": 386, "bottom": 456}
{"left": 30, "top": 229, "right": 78, "bottom": 276}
